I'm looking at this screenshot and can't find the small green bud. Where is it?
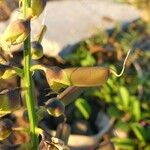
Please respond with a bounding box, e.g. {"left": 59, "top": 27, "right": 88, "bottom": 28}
{"left": 45, "top": 98, "right": 65, "bottom": 117}
{"left": 0, "top": 19, "right": 30, "bottom": 51}
{"left": 0, "top": 118, "right": 13, "bottom": 140}
{"left": 31, "top": 41, "right": 43, "bottom": 60}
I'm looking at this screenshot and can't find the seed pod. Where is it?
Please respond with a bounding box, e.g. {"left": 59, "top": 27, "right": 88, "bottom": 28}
{"left": 45, "top": 49, "right": 131, "bottom": 92}
{"left": 63, "top": 67, "right": 110, "bottom": 87}
{"left": 0, "top": 118, "right": 13, "bottom": 140}
{"left": 0, "top": 19, "right": 30, "bottom": 51}
{"left": 45, "top": 66, "right": 110, "bottom": 91}
{"left": 20, "top": 0, "right": 47, "bottom": 20}
{"left": 31, "top": 41, "right": 43, "bottom": 60}
{"left": 45, "top": 97, "right": 65, "bottom": 117}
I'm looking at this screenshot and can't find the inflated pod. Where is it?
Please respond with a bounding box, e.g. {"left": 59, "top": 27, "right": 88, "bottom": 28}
{"left": 30, "top": 49, "right": 130, "bottom": 91}
{"left": 0, "top": 118, "right": 13, "bottom": 140}
{"left": 45, "top": 97, "right": 65, "bottom": 117}
{"left": 31, "top": 41, "right": 43, "bottom": 60}
{"left": 44, "top": 49, "right": 131, "bottom": 92}
{"left": 63, "top": 67, "right": 110, "bottom": 87}
{"left": 45, "top": 66, "right": 110, "bottom": 92}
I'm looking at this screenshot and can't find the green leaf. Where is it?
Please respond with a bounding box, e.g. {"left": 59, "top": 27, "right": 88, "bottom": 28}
{"left": 130, "top": 123, "right": 146, "bottom": 145}
{"left": 131, "top": 97, "right": 141, "bottom": 121}
{"left": 107, "top": 105, "right": 122, "bottom": 118}
{"left": 75, "top": 98, "right": 91, "bottom": 120}
{"left": 112, "top": 137, "right": 135, "bottom": 150}
{"left": 80, "top": 53, "right": 96, "bottom": 66}
{"left": 119, "top": 86, "right": 130, "bottom": 110}
{"left": 115, "top": 121, "right": 130, "bottom": 132}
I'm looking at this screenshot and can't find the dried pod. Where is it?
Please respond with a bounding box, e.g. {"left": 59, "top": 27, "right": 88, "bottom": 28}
{"left": 31, "top": 41, "right": 43, "bottom": 60}
{"left": 0, "top": 19, "right": 30, "bottom": 51}
{"left": 45, "top": 98, "right": 65, "bottom": 117}
{"left": 0, "top": 118, "right": 13, "bottom": 140}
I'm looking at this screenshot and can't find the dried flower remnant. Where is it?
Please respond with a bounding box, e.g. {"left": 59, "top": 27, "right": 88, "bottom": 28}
{"left": 45, "top": 98, "right": 65, "bottom": 117}
{"left": 31, "top": 41, "right": 43, "bottom": 60}
{"left": 0, "top": 19, "right": 30, "bottom": 52}
{"left": 38, "top": 136, "right": 70, "bottom": 150}
{"left": 0, "top": 118, "right": 13, "bottom": 140}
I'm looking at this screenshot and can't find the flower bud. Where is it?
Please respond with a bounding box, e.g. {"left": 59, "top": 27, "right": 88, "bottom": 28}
{"left": 0, "top": 19, "right": 30, "bottom": 50}
{"left": 0, "top": 118, "right": 13, "bottom": 140}
{"left": 45, "top": 98, "right": 65, "bottom": 117}
{"left": 31, "top": 41, "right": 43, "bottom": 60}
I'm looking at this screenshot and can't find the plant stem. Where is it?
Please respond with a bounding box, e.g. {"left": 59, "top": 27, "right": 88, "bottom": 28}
{"left": 22, "top": 0, "right": 38, "bottom": 149}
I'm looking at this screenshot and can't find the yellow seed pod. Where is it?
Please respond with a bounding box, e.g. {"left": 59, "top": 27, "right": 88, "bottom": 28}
{"left": 45, "top": 98, "right": 65, "bottom": 117}
{"left": 44, "top": 49, "right": 131, "bottom": 91}
{"left": 20, "top": 0, "right": 47, "bottom": 20}
{"left": 0, "top": 19, "right": 30, "bottom": 51}
{"left": 45, "top": 66, "right": 110, "bottom": 91}
{"left": 31, "top": 41, "right": 44, "bottom": 60}
{"left": 63, "top": 67, "right": 110, "bottom": 87}
{"left": 0, "top": 119, "right": 13, "bottom": 140}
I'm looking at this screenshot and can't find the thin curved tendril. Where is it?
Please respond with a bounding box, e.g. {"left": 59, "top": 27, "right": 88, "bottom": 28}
{"left": 110, "top": 49, "right": 131, "bottom": 77}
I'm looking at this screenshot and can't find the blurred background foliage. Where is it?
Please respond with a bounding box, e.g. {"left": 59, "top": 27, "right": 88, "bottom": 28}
{"left": 64, "top": 15, "right": 150, "bottom": 150}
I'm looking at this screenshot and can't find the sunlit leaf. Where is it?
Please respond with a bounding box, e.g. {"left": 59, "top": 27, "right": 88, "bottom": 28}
{"left": 119, "top": 86, "right": 130, "bottom": 110}
{"left": 130, "top": 123, "right": 146, "bottom": 145}
{"left": 107, "top": 105, "right": 123, "bottom": 118}
{"left": 112, "top": 137, "right": 135, "bottom": 150}
{"left": 75, "top": 98, "right": 91, "bottom": 120}
{"left": 131, "top": 96, "right": 141, "bottom": 121}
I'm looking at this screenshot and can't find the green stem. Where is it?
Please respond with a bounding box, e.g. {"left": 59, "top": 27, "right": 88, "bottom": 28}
{"left": 22, "top": 0, "right": 38, "bottom": 149}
